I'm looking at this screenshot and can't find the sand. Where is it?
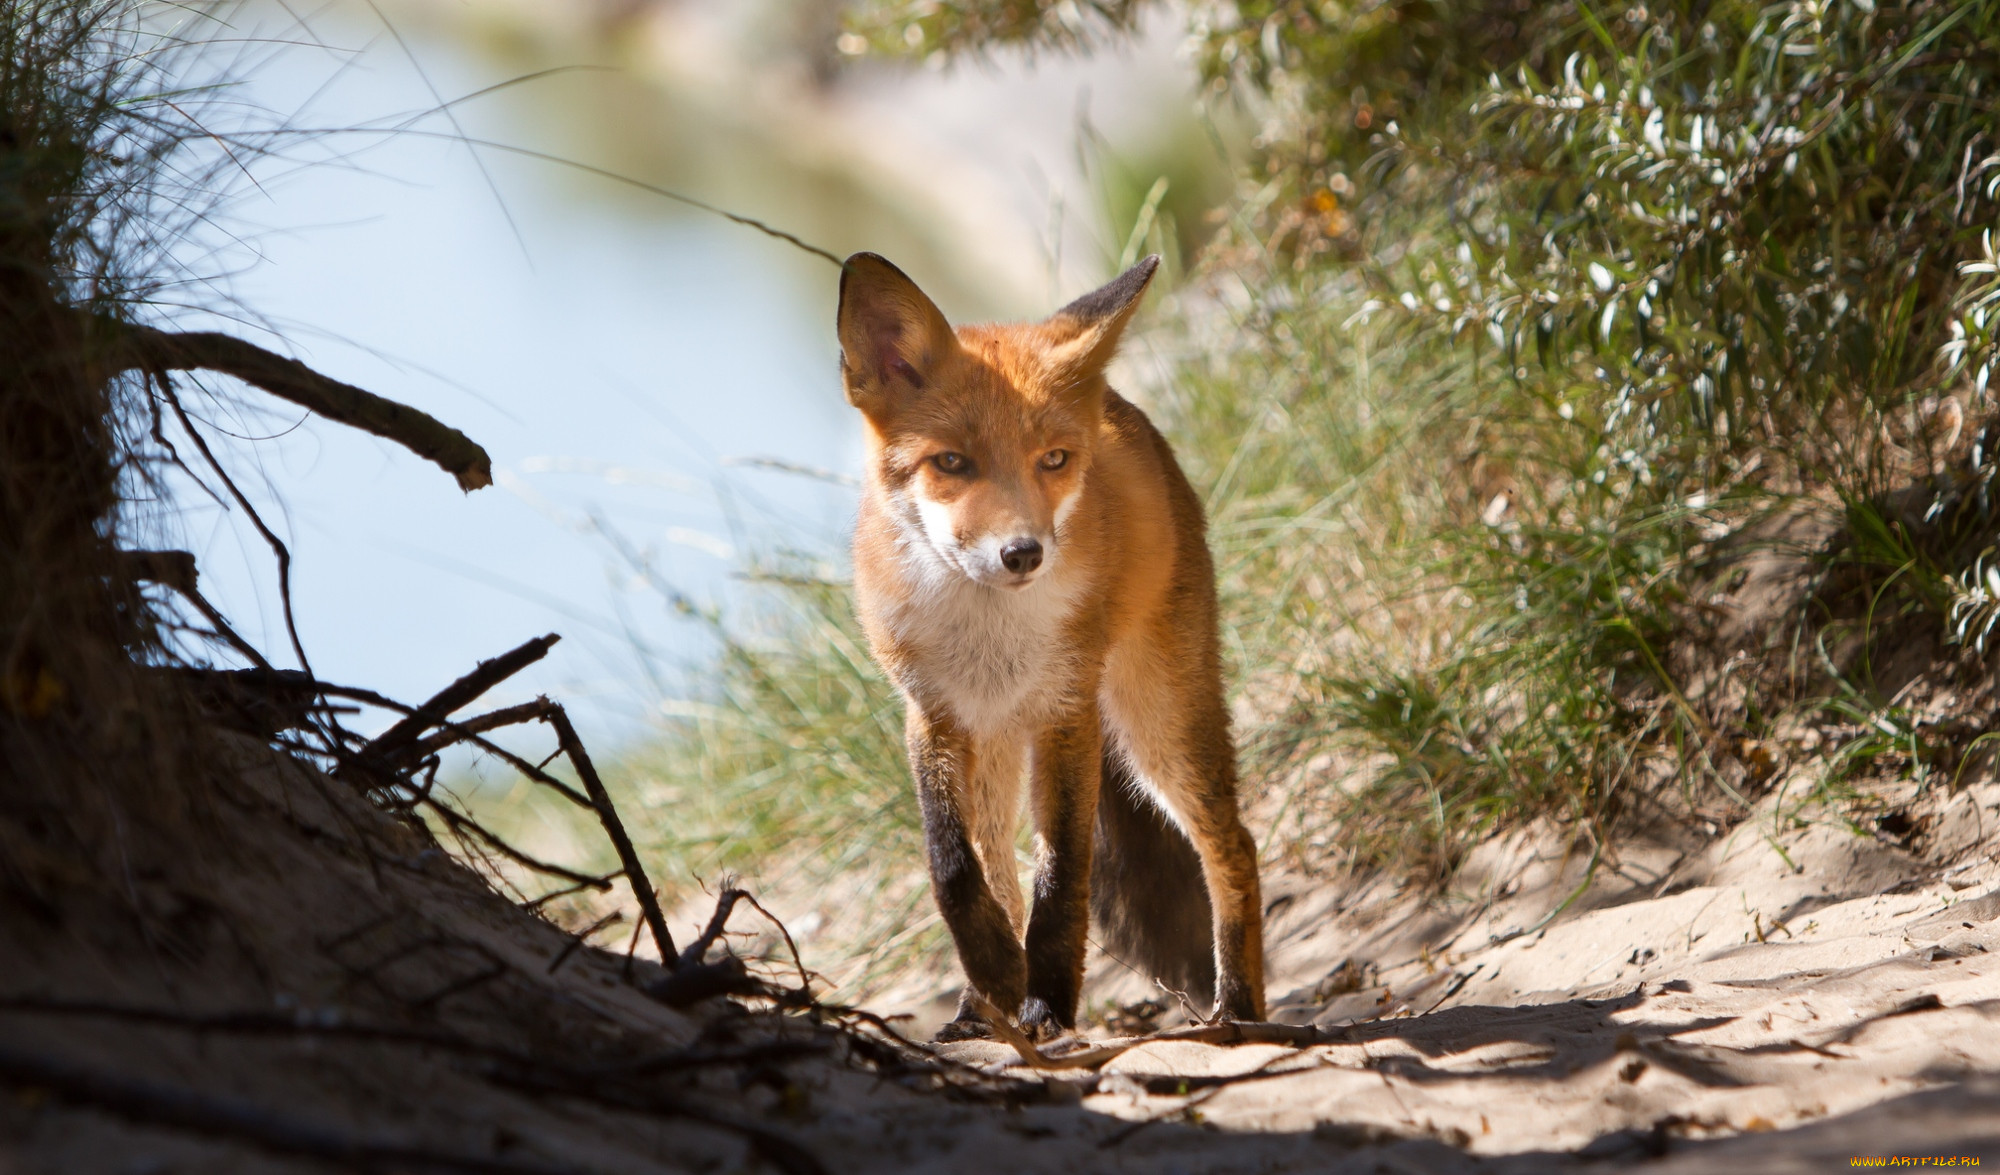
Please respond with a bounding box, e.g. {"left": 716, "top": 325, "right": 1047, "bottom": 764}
{"left": 8, "top": 735, "right": 2000, "bottom": 1173}
{"left": 908, "top": 777, "right": 2000, "bottom": 1169}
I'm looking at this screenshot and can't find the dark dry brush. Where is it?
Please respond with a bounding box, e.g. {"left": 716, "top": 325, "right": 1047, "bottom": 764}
{"left": 19, "top": 2, "right": 2000, "bottom": 1169}
{"left": 0, "top": 0, "right": 504, "bottom": 926}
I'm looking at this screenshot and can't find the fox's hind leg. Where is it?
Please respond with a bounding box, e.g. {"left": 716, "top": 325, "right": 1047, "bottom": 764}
{"left": 1182, "top": 765, "right": 1266, "bottom": 1023}
{"left": 1104, "top": 668, "right": 1265, "bottom": 1022}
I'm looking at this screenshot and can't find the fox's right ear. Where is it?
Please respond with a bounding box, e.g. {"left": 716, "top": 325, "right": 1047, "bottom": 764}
{"left": 837, "top": 253, "right": 956, "bottom": 413}
{"left": 1039, "top": 254, "right": 1159, "bottom": 390}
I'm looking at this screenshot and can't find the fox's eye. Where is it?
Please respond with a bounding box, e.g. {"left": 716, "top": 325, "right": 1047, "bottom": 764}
{"left": 933, "top": 452, "right": 971, "bottom": 474}
{"left": 1039, "top": 450, "right": 1069, "bottom": 471}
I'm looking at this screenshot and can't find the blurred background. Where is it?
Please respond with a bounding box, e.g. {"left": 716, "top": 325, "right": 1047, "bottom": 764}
{"left": 164, "top": 0, "right": 1229, "bottom": 741}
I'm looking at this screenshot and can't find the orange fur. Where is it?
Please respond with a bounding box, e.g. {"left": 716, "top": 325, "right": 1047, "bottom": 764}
{"left": 837, "top": 254, "right": 1265, "bottom": 1035}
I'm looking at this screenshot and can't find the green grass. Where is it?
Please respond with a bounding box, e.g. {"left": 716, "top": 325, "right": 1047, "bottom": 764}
{"left": 1148, "top": 244, "right": 1704, "bottom": 878}
{"left": 1171, "top": 0, "right": 2000, "bottom": 871}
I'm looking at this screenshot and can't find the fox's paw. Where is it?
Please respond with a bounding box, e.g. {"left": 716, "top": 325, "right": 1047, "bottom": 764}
{"left": 933, "top": 1015, "right": 994, "bottom": 1043}
{"left": 1015, "top": 998, "right": 1070, "bottom": 1043}
{"left": 1210, "top": 989, "right": 1263, "bottom": 1026}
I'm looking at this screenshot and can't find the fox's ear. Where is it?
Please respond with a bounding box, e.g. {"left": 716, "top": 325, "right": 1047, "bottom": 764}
{"left": 838, "top": 253, "right": 957, "bottom": 412}
{"left": 1041, "top": 254, "right": 1159, "bottom": 389}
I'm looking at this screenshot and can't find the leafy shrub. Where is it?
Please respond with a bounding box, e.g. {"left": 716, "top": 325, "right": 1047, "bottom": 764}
{"left": 1190, "top": 0, "right": 2000, "bottom": 867}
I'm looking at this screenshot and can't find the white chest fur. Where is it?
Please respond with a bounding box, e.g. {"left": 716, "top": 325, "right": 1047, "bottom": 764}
{"left": 882, "top": 561, "right": 1085, "bottom": 737}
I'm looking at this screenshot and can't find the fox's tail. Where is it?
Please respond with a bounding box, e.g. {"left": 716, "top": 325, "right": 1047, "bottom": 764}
{"left": 1090, "top": 753, "right": 1216, "bottom": 1005}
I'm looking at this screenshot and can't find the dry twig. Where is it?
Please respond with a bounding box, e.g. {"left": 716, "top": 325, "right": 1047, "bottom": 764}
{"left": 541, "top": 703, "right": 676, "bottom": 965}
{"left": 423, "top": 797, "right": 613, "bottom": 892}
{"left": 158, "top": 378, "right": 316, "bottom": 684}
{"left": 314, "top": 684, "right": 593, "bottom": 810}
{"left": 964, "top": 994, "right": 1332, "bottom": 1072}
{"left": 358, "top": 634, "right": 559, "bottom": 772}
{"left": 113, "top": 320, "right": 493, "bottom": 491}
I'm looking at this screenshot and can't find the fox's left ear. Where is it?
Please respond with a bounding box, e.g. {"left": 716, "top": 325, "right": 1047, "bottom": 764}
{"left": 837, "top": 252, "right": 958, "bottom": 416}
{"left": 1041, "top": 255, "right": 1160, "bottom": 389}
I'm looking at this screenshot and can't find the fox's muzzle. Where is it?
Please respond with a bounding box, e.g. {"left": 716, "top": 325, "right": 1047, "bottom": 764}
{"left": 999, "top": 538, "right": 1043, "bottom": 575}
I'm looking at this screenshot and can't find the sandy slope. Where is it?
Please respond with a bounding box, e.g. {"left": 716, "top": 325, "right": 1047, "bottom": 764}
{"left": 910, "top": 779, "right": 2000, "bottom": 1169}
{"left": 9, "top": 733, "right": 2000, "bottom": 1173}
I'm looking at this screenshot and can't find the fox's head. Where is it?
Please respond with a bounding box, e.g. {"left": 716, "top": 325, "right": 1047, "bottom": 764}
{"left": 837, "top": 253, "right": 1157, "bottom": 590}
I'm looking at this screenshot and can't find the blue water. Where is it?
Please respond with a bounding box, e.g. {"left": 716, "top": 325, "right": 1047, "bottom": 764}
{"left": 149, "top": 10, "right": 862, "bottom": 740}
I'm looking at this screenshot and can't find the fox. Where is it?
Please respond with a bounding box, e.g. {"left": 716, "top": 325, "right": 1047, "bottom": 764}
{"left": 836, "top": 251, "right": 1265, "bottom": 1039}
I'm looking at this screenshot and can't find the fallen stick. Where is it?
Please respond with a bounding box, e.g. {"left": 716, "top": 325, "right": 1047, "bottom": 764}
{"left": 423, "top": 797, "right": 613, "bottom": 891}
{"left": 408, "top": 701, "right": 559, "bottom": 758}
{"left": 112, "top": 321, "right": 493, "bottom": 491}
{"left": 359, "top": 634, "right": 560, "bottom": 770}
{"left": 965, "top": 995, "right": 1335, "bottom": 1072}
{"left": 295, "top": 667, "right": 673, "bottom": 973}
{"left": 966, "top": 995, "right": 1094, "bottom": 1071}
{"left": 542, "top": 703, "right": 676, "bottom": 965}
{"left": 315, "top": 685, "right": 593, "bottom": 810}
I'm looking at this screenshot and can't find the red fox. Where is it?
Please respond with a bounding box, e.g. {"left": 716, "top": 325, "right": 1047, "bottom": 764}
{"left": 836, "top": 252, "right": 1265, "bottom": 1038}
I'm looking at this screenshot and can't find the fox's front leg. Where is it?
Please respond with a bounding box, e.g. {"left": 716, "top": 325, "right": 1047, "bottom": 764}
{"left": 907, "top": 708, "right": 1027, "bottom": 1030}
{"left": 1019, "top": 698, "right": 1102, "bottom": 1037}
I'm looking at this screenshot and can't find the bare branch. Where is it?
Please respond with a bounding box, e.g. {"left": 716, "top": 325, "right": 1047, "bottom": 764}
{"left": 423, "top": 797, "right": 614, "bottom": 892}
{"left": 312, "top": 683, "right": 592, "bottom": 810}
{"left": 542, "top": 703, "right": 678, "bottom": 966}
{"left": 407, "top": 701, "right": 554, "bottom": 758}
{"left": 113, "top": 320, "right": 493, "bottom": 491}
{"left": 359, "top": 634, "right": 560, "bottom": 769}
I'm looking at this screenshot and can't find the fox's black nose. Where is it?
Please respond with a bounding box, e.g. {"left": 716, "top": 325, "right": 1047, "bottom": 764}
{"left": 1000, "top": 538, "right": 1043, "bottom": 575}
